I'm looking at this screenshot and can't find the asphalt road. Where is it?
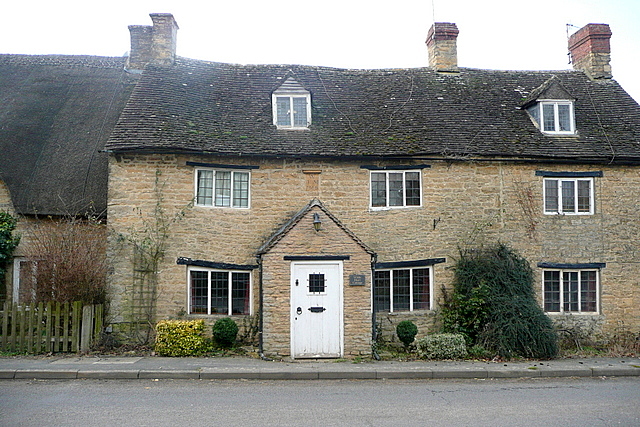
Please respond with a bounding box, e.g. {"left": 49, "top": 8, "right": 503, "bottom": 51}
{"left": 1, "top": 377, "right": 639, "bottom": 426}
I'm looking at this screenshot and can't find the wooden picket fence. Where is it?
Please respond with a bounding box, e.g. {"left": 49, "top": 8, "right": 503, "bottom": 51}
{"left": 0, "top": 301, "right": 103, "bottom": 354}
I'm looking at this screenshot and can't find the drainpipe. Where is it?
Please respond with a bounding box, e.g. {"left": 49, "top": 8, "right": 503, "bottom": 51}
{"left": 371, "top": 253, "right": 380, "bottom": 360}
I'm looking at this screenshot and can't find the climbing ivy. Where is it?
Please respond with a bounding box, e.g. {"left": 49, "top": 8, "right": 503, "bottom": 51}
{"left": 117, "top": 170, "right": 192, "bottom": 344}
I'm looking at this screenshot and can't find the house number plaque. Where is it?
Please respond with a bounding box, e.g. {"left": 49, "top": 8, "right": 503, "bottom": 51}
{"left": 349, "top": 274, "right": 365, "bottom": 286}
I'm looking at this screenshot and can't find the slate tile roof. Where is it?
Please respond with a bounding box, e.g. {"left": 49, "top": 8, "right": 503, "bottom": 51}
{"left": 106, "top": 58, "right": 640, "bottom": 164}
{"left": 0, "top": 54, "right": 139, "bottom": 216}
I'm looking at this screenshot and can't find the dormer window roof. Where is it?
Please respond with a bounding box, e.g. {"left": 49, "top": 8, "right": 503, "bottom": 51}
{"left": 272, "top": 77, "right": 311, "bottom": 129}
{"left": 522, "top": 77, "right": 576, "bottom": 135}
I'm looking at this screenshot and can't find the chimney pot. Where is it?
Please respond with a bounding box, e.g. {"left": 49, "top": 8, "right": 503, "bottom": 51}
{"left": 568, "top": 23, "right": 612, "bottom": 79}
{"left": 426, "top": 22, "right": 459, "bottom": 72}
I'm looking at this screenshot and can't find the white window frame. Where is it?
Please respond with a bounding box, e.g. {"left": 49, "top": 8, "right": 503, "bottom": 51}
{"left": 542, "top": 269, "right": 599, "bottom": 314}
{"left": 543, "top": 177, "right": 594, "bottom": 215}
{"left": 187, "top": 267, "right": 252, "bottom": 315}
{"left": 369, "top": 170, "right": 422, "bottom": 209}
{"left": 272, "top": 93, "right": 311, "bottom": 129}
{"left": 528, "top": 100, "right": 575, "bottom": 135}
{"left": 194, "top": 168, "right": 250, "bottom": 209}
{"left": 373, "top": 266, "right": 433, "bottom": 313}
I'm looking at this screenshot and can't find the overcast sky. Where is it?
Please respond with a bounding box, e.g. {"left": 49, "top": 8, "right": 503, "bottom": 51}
{"left": 2, "top": 1, "right": 639, "bottom": 102}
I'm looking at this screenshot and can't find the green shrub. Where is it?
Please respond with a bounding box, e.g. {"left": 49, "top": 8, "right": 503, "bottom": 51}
{"left": 467, "top": 344, "right": 492, "bottom": 359}
{"left": 440, "top": 243, "right": 558, "bottom": 359}
{"left": 154, "top": 320, "right": 210, "bottom": 356}
{"left": 417, "top": 333, "right": 468, "bottom": 359}
{"left": 396, "top": 320, "right": 418, "bottom": 348}
{"left": 0, "top": 212, "right": 19, "bottom": 301}
{"left": 213, "top": 317, "right": 239, "bottom": 348}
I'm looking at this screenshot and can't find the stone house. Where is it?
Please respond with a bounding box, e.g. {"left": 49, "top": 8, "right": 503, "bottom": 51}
{"left": 2, "top": 14, "right": 640, "bottom": 358}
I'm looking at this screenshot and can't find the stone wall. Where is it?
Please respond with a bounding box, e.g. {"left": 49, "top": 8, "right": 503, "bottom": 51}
{"left": 106, "top": 153, "right": 640, "bottom": 352}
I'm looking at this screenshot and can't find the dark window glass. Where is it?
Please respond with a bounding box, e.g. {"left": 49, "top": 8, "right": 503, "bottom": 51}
{"left": 580, "top": 271, "right": 597, "bottom": 312}
{"left": 393, "top": 270, "right": 410, "bottom": 312}
{"left": 371, "top": 172, "right": 387, "bottom": 207}
{"left": 388, "top": 173, "right": 404, "bottom": 207}
{"left": 308, "top": 273, "right": 325, "bottom": 293}
{"left": 231, "top": 272, "right": 250, "bottom": 314}
{"left": 190, "top": 271, "right": 209, "bottom": 314}
{"left": 544, "top": 179, "right": 559, "bottom": 213}
{"left": 210, "top": 272, "right": 229, "bottom": 314}
{"left": 563, "top": 271, "right": 579, "bottom": 312}
{"left": 405, "top": 172, "right": 421, "bottom": 206}
{"left": 412, "top": 268, "right": 430, "bottom": 310}
{"left": 543, "top": 270, "right": 561, "bottom": 312}
{"left": 374, "top": 271, "right": 391, "bottom": 312}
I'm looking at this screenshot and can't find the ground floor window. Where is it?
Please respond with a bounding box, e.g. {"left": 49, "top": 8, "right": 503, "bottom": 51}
{"left": 374, "top": 267, "right": 431, "bottom": 312}
{"left": 543, "top": 269, "right": 598, "bottom": 313}
{"left": 188, "top": 268, "right": 251, "bottom": 315}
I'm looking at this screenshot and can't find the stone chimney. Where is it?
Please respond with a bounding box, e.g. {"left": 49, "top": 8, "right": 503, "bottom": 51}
{"left": 126, "top": 13, "right": 179, "bottom": 71}
{"left": 426, "top": 22, "right": 459, "bottom": 72}
{"left": 568, "top": 23, "right": 612, "bottom": 79}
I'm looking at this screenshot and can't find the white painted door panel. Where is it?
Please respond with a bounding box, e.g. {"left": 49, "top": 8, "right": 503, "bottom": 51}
{"left": 291, "top": 262, "right": 343, "bottom": 358}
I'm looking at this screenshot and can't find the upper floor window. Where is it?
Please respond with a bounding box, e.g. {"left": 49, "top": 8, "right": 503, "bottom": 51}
{"left": 370, "top": 170, "right": 421, "bottom": 208}
{"left": 527, "top": 101, "right": 575, "bottom": 134}
{"left": 272, "top": 77, "right": 311, "bottom": 129}
{"left": 543, "top": 177, "right": 594, "bottom": 215}
{"left": 188, "top": 267, "right": 251, "bottom": 315}
{"left": 543, "top": 269, "right": 599, "bottom": 313}
{"left": 195, "top": 168, "right": 250, "bottom": 208}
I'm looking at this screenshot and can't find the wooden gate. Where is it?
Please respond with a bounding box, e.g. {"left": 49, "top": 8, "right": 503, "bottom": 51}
{"left": 0, "top": 301, "right": 103, "bottom": 353}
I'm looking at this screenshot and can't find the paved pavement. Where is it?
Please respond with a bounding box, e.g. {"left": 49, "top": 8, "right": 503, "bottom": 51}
{"left": 1, "top": 355, "right": 639, "bottom": 380}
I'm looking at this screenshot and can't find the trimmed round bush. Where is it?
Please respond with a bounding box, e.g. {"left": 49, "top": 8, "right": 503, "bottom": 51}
{"left": 396, "top": 320, "right": 418, "bottom": 347}
{"left": 155, "top": 320, "right": 209, "bottom": 357}
{"left": 213, "top": 317, "right": 239, "bottom": 348}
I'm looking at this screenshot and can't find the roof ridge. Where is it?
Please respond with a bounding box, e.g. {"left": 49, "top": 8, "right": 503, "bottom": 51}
{"left": 0, "top": 54, "right": 127, "bottom": 68}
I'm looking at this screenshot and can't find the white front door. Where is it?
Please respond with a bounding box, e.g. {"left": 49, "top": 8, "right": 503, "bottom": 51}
{"left": 291, "top": 262, "right": 343, "bottom": 358}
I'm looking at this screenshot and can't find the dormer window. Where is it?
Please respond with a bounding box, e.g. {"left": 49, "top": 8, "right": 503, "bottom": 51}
{"left": 272, "top": 78, "right": 311, "bottom": 129}
{"left": 527, "top": 101, "right": 575, "bottom": 134}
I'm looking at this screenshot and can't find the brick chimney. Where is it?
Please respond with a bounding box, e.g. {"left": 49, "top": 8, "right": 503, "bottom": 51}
{"left": 568, "top": 23, "right": 612, "bottom": 79}
{"left": 126, "top": 13, "right": 179, "bottom": 72}
{"left": 426, "top": 22, "right": 459, "bottom": 72}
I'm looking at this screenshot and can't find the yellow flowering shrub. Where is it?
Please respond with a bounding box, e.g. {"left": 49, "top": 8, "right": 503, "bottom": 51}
{"left": 154, "top": 319, "right": 211, "bottom": 356}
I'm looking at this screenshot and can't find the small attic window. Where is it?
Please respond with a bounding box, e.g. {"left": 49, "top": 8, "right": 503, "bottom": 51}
{"left": 272, "top": 78, "right": 311, "bottom": 129}
{"left": 527, "top": 100, "right": 575, "bottom": 134}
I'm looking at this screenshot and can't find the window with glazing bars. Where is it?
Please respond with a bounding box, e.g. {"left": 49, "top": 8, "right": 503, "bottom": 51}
{"left": 196, "top": 169, "right": 249, "bottom": 208}
{"left": 189, "top": 269, "right": 250, "bottom": 315}
{"left": 544, "top": 178, "right": 593, "bottom": 214}
{"left": 373, "top": 267, "right": 431, "bottom": 312}
{"left": 275, "top": 95, "right": 310, "bottom": 128}
{"left": 543, "top": 270, "right": 598, "bottom": 313}
{"left": 371, "top": 171, "right": 421, "bottom": 208}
